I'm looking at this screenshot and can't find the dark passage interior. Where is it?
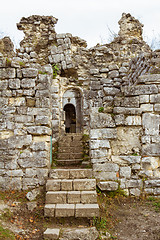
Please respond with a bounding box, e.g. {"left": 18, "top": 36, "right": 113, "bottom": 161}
{"left": 64, "top": 103, "right": 76, "bottom": 133}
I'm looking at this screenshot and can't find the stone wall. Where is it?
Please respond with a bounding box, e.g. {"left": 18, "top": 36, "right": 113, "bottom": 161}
{"left": 0, "top": 13, "right": 160, "bottom": 194}
{"left": 0, "top": 56, "right": 53, "bottom": 190}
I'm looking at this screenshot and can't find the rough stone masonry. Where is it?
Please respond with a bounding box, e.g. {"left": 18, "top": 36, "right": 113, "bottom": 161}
{"left": 0, "top": 13, "right": 160, "bottom": 196}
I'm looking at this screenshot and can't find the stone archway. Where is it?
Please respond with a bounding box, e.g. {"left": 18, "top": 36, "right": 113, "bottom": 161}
{"left": 63, "top": 103, "right": 76, "bottom": 133}
{"left": 62, "top": 88, "right": 83, "bottom": 133}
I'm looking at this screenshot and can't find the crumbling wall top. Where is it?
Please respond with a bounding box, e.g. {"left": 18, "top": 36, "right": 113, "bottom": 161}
{"left": 118, "top": 13, "right": 143, "bottom": 40}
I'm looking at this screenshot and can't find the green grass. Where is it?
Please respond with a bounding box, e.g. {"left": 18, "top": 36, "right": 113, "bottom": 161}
{"left": 0, "top": 224, "right": 15, "bottom": 240}
{"left": 147, "top": 196, "right": 160, "bottom": 212}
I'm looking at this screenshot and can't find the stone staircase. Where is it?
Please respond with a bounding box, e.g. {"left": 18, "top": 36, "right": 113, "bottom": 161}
{"left": 44, "top": 168, "right": 99, "bottom": 239}
{"left": 56, "top": 133, "right": 84, "bottom": 166}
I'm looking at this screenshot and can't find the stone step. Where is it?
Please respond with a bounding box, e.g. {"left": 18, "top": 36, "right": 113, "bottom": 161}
{"left": 58, "top": 146, "right": 83, "bottom": 153}
{"left": 49, "top": 169, "right": 93, "bottom": 179}
{"left": 58, "top": 142, "right": 83, "bottom": 148}
{"left": 44, "top": 203, "right": 99, "bottom": 217}
{"left": 46, "top": 179, "right": 96, "bottom": 191}
{"left": 46, "top": 190, "right": 97, "bottom": 204}
{"left": 44, "top": 227, "right": 99, "bottom": 240}
{"left": 58, "top": 152, "right": 83, "bottom": 160}
{"left": 56, "top": 159, "right": 83, "bottom": 165}
{"left": 44, "top": 228, "right": 60, "bottom": 240}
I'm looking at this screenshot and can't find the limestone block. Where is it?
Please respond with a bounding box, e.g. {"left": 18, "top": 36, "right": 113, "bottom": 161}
{"left": 0, "top": 68, "right": 16, "bottom": 79}
{"left": 129, "top": 188, "right": 141, "bottom": 196}
{"left": 154, "top": 104, "right": 160, "bottom": 112}
{"left": 35, "top": 116, "right": 50, "bottom": 125}
{"left": 150, "top": 93, "right": 160, "bottom": 103}
{"left": 0, "top": 98, "right": 8, "bottom": 106}
{"left": 9, "top": 97, "right": 26, "bottom": 106}
{"left": 142, "top": 144, "right": 160, "bottom": 156}
{"left": 69, "top": 169, "right": 93, "bottom": 179}
{"left": 0, "top": 80, "right": 8, "bottom": 90}
{"left": 100, "top": 68, "right": 109, "bottom": 73}
{"left": 44, "top": 228, "right": 60, "bottom": 240}
{"left": 121, "top": 96, "right": 139, "bottom": 108}
{"left": 36, "top": 97, "right": 50, "bottom": 107}
{"left": 126, "top": 179, "right": 143, "bottom": 188}
{"left": 113, "top": 107, "right": 142, "bottom": 115}
{"left": 8, "top": 135, "right": 32, "bottom": 149}
{"left": 93, "top": 171, "right": 117, "bottom": 180}
{"left": 111, "top": 156, "right": 141, "bottom": 165}
{"left": 90, "top": 149, "right": 108, "bottom": 159}
{"left": 0, "top": 130, "right": 14, "bottom": 139}
{"left": 108, "top": 70, "right": 119, "bottom": 78}
{"left": 55, "top": 204, "right": 75, "bottom": 217}
{"left": 81, "top": 191, "right": 97, "bottom": 204}
{"left": 97, "top": 181, "right": 118, "bottom": 191}
{"left": 120, "top": 166, "right": 131, "bottom": 178}
{"left": 123, "top": 85, "right": 158, "bottom": 96}
{"left": 24, "top": 89, "right": 35, "bottom": 96}
{"left": 6, "top": 170, "right": 23, "bottom": 177}
{"left": 1, "top": 90, "right": 12, "bottom": 97}
{"left": 93, "top": 163, "right": 119, "bottom": 172}
{"left": 139, "top": 74, "right": 160, "bottom": 83}
{"left": 90, "top": 128, "right": 117, "bottom": 140}
{"left": 109, "top": 64, "right": 119, "bottom": 71}
{"left": 114, "top": 114, "right": 125, "bottom": 125}
{"left": 21, "top": 78, "right": 35, "bottom": 88}
{"left": 33, "top": 136, "right": 50, "bottom": 142}
{"left": 75, "top": 204, "right": 99, "bottom": 217}
{"left": 119, "top": 66, "right": 128, "bottom": 73}
{"left": 18, "top": 151, "right": 48, "bottom": 168}
{"left": 36, "top": 90, "right": 49, "bottom": 98}
{"left": 46, "top": 180, "right": 61, "bottom": 191}
{"left": 46, "top": 191, "right": 67, "bottom": 204}
{"left": 5, "top": 158, "right": 18, "bottom": 170}
{"left": 140, "top": 104, "right": 153, "bottom": 112}
{"left": 14, "top": 115, "right": 34, "bottom": 123}
{"left": 90, "top": 113, "right": 115, "bottom": 128}
{"left": 125, "top": 116, "right": 141, "bottom": 125}
{"left": 90, "top": 69, "right": 99, "bottom": 75}
{"left": 140, "top": 95, "right": 149, "bottom": 103}
{"left": 153, "top": 169, "right": 160, "bottom": 178}
{"left": 142, "top": 157, "right": 160, "bottom": 170}
{"left": 104, "top": 87, "right": 120, "bottom": 96}
{"left": 68, "top": 191, "right": 81, "bottom": 203}
{"left": 9, "top": 79, "right": 20, "bottom": 89}
{"left": 25, "top": 168, "right": 48, "bottom": 178}
{"left": 110, "top": 127, "right": 142, "bottom": 155}
{"left": 141, "top": 136, "right": 150, "bottom": 144}
{"left": 73, "top": 179, "right": 96, "bottom": 191}
{"left": 49, "top": 169, "right": 69, "bottom": 179}
{"left": 61, "top": 180, "right": 73, "bottom": 191}
{"left": 61, "top": 227, "right": 99, "bottom": 240}
{"left": 132, "top": 163, "right": 141, "bottom": 170}
{"left": 30, "top": 142, "right": 48, "bottom": 151}
{"left": 5, "top": 177, "right": 22, "bottom": 190}
{"left": 27, "top": 126, "right": 51, "bottom": 135}
{"left": 22, "top": 68, "right": 38, "bottom": 78}
{"left": 144, "top": 179, "right": 160, "bottom": 188}
{"left": 0, "top": 176, "right": 6, "bottom": 189}
{"left": 44, "top": 204, "right": 55, "bottom": 217}
{"left": 90, "top": 140, "right": 110, "bottom": 149}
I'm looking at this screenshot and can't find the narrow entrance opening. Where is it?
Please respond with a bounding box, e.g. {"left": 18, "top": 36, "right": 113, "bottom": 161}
{"left": 64, "top": 103, "right": 76, "bottom": 133}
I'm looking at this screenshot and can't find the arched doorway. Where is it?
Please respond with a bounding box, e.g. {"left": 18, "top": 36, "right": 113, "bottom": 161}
{"left": 62, "top": 88, "right": 82, "bottom": 133}
{"left": 64, "top": 103, "right": 76, "bottom": 133}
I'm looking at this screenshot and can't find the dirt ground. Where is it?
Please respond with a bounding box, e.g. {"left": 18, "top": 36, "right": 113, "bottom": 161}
{"left": 97, "top": 193, "right": 160, "bottom": 240}
{"left": 0, "top": 190, "right": 160, "bottom": 240}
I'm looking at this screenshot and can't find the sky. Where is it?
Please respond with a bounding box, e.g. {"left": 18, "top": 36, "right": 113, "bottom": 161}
{"left": 0, "top": 0, "right": 160, "bottom": 49}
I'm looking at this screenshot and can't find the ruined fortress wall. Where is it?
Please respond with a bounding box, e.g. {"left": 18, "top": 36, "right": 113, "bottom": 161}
{"left": 0, "top": 59, "right": 53, "bottom": 190}
{"left": 89, "top": 68, "right": 160, "bottom": 196}
{"left": 0, "top": 13, "right": 160, "bottom": 195}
